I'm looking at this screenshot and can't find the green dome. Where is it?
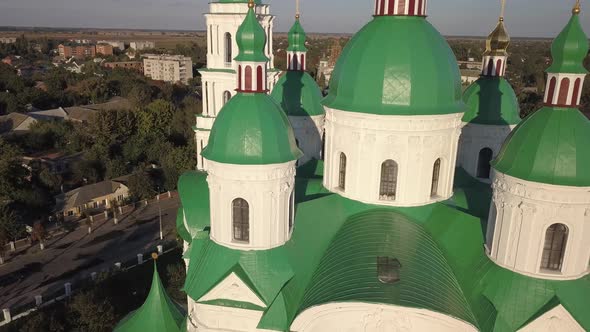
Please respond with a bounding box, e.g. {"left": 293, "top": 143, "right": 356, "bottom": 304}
{"left": 271, "top": 71, "right": 324, "bottom": 117}
{"left": 547, "top": 13, "right": 589, "bottom": 74}
{"left": 322, "top": 16, "right": 464, "bottom": 116}
{"left": 462, "top": 77, "right": 521, "bottom": 125}
{"left": 202, "top": 93, "right": 302, "bottom": 165}
{"left": 492, "top": 106, "right": 590, "bottom": 186}
{"left": 287, "top": 18, "right": 307, "bottom": 52}
{"left": 234, "top": 5, "right": 268, "bottom": 62}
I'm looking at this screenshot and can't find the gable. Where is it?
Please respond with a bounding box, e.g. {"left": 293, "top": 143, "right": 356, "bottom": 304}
{"left": 198, "top": 272, "right": 266, "bottom": 309}
{"left": 519, "top": 304, "right": 584, "bottom": 332}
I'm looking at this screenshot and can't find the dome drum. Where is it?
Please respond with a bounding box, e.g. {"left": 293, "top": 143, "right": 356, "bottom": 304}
{"left": 323, "top": 107, "right": 463, "bottom": 207}
{"left": 543, "top": 73, "right": 585, "bottom": 108}
{"left": 373, "top": 0, "right": 428, "bottom": 17}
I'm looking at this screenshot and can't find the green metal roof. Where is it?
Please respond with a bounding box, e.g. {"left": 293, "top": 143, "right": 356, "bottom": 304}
{"left": 201, "top": 93, "right": 303, "bottom": 165}
{"left": 493, "top": 106, "right": 590, "bottom": 186}
{"left": 234, "top": 5, "right": 269, "bottom": 63}
{"left": 114, "top": 263, "right": 186, "bottom": 332}
{"left": 270, "top": 71, "right": 325, "bottom": 117}
{"left": 322, "top": 16, "right": 464, "bottom": 116}
{"left": 547, "top": 12, "right": 589, "bottom": 74}
{"left": 287, "top": 18, "right": 307, "bottom": 52}
{"left": 176, "top": 208, "right": 191, "bottom": 244}
{"left": 178, "top": 163, "right": 590, "bottom": 331}
{"left": 462, "top": 77, "right": 521, "bottom": 125}
{"left": 178, "top": 171, "right": 210, "bottom": 236}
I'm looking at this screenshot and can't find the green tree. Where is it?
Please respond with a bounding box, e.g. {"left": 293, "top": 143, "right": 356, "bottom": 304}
{"left": 166, "top": 262, "right": 187, "bottom": 304}
{"left": 127, "top": 84, "right": 152, "bottom": 109}
{"left": 69, "top": 290, "right": 116, "bottom": 332}
{"left": 138, "top": 99, "right": 174, "bottom": 137}
{"left": 0, "top": 139, "right": 28, "bottom": 201}
{"left": 128, "top": 171, "right": 155, "bottom": 201}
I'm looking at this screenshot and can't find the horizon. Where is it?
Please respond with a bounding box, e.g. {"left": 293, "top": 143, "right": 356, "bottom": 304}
{"left": 0, "top": 1, "right": 587, "bottom": 39}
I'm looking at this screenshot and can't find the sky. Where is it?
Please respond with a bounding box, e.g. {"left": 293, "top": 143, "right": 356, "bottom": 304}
{"left": 0, "top": 0, "right": 588, "bottom": 38}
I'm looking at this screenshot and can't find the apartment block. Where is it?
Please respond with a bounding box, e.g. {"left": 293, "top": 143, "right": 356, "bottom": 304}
{"left": 58, "top": 44, "right": 96, "bottom": 59}
{"left": 96, "top": 44, "right": 114, "bottom": 56}
{"left": 130, "top": 41, "right": 156, "bottom": 51}
{"left": 142, "top": 54, "right": 193, "bottom": 84}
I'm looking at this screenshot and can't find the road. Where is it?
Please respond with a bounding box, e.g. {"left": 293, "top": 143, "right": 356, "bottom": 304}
{"left": 0, "top": 195, "right": 180, "bottom": 310}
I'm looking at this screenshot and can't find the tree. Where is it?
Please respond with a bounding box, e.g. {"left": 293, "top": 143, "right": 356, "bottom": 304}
{"left": 128, "top": 171, "right": 155, "bottom": 201}
{"left": 31, "top": 221, "right": 46, "bottom": 246}
{"left": 0, "top": 205, "right": 24, "bottom": 243}
{"left": 166, "top": 262, "right": 187, "bottom": 303}
{"left": 69, "top": 290, "right": 116, "bottom": 332}
{"left": 127, "top": 84, "right": 152, "bottom": 109}
{"left": 0, "top": 139, "right": 28, "bottom": 201}
{"left": 138, "top": 99, "right": 174, "bottom": 137}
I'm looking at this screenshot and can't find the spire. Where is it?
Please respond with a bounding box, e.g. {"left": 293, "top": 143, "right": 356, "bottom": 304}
{"left": 481, "top": 0, "right": 510, "bottom": 77}
{"left": 287, "top": 0, "right": 307, "bottom": 71}
{"left": 543, "top": 0, "right": 589, "bottom": 108}
{"left": 114, "top": 255, "right": 185, "bottom": 332}
{"left": 373, "top": 0, "right": 427, "bottom": 17}
{"left": 235, "top": 0, "right": 269, "bottom": 93}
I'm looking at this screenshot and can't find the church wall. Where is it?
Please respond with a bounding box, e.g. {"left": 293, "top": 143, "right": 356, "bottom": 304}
{"left": 457, "top": 123, "right": 515, "bottom": 182}
{"left": 289, "top": 115, "right": 325, "bottom": 166}
{"left": 518, "top": 304, "right": 585, "bottom": 332}
{"left": 290, "top": 302, "right": 477, "bottom": 332}
{"left": 323, "top": 107, "right": 463, "bottom": 207}
{"left": 488, "top": 171, "right": 590, "bottom": 280}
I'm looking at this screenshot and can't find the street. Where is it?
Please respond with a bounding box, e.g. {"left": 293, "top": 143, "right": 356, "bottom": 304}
{"left": 0, "top": 195, "right": 180, "bottom": 310}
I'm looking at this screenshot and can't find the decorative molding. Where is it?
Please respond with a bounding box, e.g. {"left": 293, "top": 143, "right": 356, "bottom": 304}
{"left": 198, "top": 272, "right": 266, "bottom": 308}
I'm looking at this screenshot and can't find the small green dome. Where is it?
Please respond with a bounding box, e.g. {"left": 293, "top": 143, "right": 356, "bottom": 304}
{"left": 287, "top": 18, "right": 307, "bottom": 52}
{"left": 202, "top": 93, "right": 302, "bottom": 165}
{"left": 493, "top": 106, "right": 590, "bottom": 186}
{"left": 547, "top": 13, "right": 589, "bottom": 74}
{"left": 271, "top": 71, "right": 324, "bottom": 117}
{"left": 462, "top": 77, "right": 521, "bottom": 125}
{"left": 322, "top": 16, "right": 464, "bottom": 116}
{"left": 235, "top": 5, "right": 268, "bottom": 62}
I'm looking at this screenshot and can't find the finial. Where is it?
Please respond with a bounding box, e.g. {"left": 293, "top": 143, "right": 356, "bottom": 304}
{"left": 248, "top": 0, "right": 255, "bottom": 9}
{"left": 151, "top": 252, "right": 158, "bottom": 260}
{"left": 295, "top": 0, "right": 300, "bottom": 20}
{"left": 573, "top": 0, "right": 581, "bottom": 14}
{"left": 500, "top": 0, "right": 506, "bottom": 21}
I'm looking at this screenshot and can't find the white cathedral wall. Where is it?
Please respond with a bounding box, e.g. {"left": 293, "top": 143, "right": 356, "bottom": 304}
{"left": 206, "top": 160, "right": 296, "bottom": 250}
{"left": 457, "top": 123, "right": 515, "bottom": 182}
{"left": 518, "top": 304, "right": 585, "bottom": 332}
{"left": 323, "top": 107, "right": 464, "bottom": 207}
{"left": 290, "top": 302, "right": 477, "bottom": 332}
{"left": 488, "top": 171, "right": 590, "bottom": 280}
{"left": 289, "top": 115, "right": 325, "bottom": 166}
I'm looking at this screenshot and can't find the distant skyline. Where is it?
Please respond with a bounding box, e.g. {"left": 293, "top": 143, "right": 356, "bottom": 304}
{"left": 0, "top": 0, "right": 587, "bottom": 38}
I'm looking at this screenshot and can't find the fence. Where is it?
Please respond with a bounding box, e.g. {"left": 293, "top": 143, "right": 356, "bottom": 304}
{"left": 0, "top": 191, "right": 177, "bottom": 255}
{"left": 0, "top": 242, "right": 177, "bottom": 327}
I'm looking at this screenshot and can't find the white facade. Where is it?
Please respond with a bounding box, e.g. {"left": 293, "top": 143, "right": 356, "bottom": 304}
{"left": 0, "top": 37, "right": 17, "bottom": 44}
{"left": 196, "top": 2, "right": 280, "bottom": 171}
{"left": 487, "top": 171, "right": 590, "bottom": 280}
{"left": 289, "top": 115, "right": 324, "bottom": 166}
{"left": 457, "top": 123, "right": 515, "bottom": 182}
{"left": 206, "top": 159, "right": 296, "bottom": 251}
{"left": 130, "top": 41, "right": 155, "bottom": 51}
{"left": 97, "top": 40, "right": 125, "bottom": 50}
{"left": 481, "top": 55, "right": 507, "bottom": 77}
{"left": 518, "top": 304, "right": 585, "bottom": 332}
{"left": 142, "top": 54, "right": 193, "bottom": 84}
{"left": 323, "top": 107, "right": 464, "bottom": 207}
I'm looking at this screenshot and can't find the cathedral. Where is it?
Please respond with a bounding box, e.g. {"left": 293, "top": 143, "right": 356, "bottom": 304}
{"left": 115, "top": 0, "right": 590, "bottom": 331}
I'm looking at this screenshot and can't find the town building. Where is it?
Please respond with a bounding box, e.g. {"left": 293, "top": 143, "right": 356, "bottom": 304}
{"left": 0, "top": 113, "right": 37, "bottom": 136}
{"left": 97, "top": 40, "right": 126, "bottom": 50}
{"left": 58, "top": 44, "right": 96, "bottom": 59}
{"left": 193, "top": 0, "right": 281, "bottom": 171}
{"left": 103, "top": 61, "right": 144, "bottom": 72}
{"left": 0, "top": 37, "right": 17, "bottom": 44}
{"left": 130, "top": 41, "right": 155, "bottom": 51}
{"left": 117, "top": 0, "right": 590, "bottom": 331}
{"left": 55, "top": 180, "right": 129, "bottom": 219}
{"left": 96, "top": 43, "right": 114, "bottom": 56}
{"left": 142, "top": 54, "right": 193, "bottom": 84}
{"left": 22, "top": 152, "right": 83, "bottom": 175}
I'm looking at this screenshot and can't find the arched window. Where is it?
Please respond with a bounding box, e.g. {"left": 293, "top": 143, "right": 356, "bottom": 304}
{"left": 288, "top": 54, "right": 292, "bottom": 69}
{"left": 495, "top": 59, "right": 502, "bottom": 76}
{"left": 256, "top": 66, "right": 263, "bottom": 91}
{"left": 572, "top": 78, "right": 582, "bottom": 106}
{"left": 477, "top": 148, "right": 493, "bottom": 179}
{"left": 321, "top": 132, "right": 326, "bottom": 160}
{"left": 300, "top": 54, "right": 305, "bottom": 70}
{"left": 431, "top": 159, "right": 441, "bottom": 197}
{"left": 338, "top": 153, "right": 347, "bottom": 190}
{"left": 379, "top": 160, "right": 398, "bottom": 201}
{"left": 224, "top": 32, "right": 232, "bottom": 64}
{"left": 238, "top": 65, "right": 242, "bottom": 90}
{"left": 293, "top": 56, "right": 299, "bottom": 71}
{"left": 541, "top": 224, "right": 568, "bottom": 271}
{"left": 379, "top": 0, "right": 386, "bottom": 15}
{"left": 223, "top": 91, "right": 231, "bottom": 105}
{"left": 245, "top": 66, "right": 252, "bottom": 91}
{"left": 288, "top": 191, "right": 294, "bottom": 233}
{"left": 232, "top": 198, "right": 249, "bottom": 242}
{"left": 557, "top": 78, "right": 570, "bottom": 105}
{"left": 377, "top": 257, "right": 401, "bottom": 284}
{"left": 486, "top": 59, "right": 494, "bottom": 76}
{"left": 546, "top": 77, "right": 557, "bottom": 104}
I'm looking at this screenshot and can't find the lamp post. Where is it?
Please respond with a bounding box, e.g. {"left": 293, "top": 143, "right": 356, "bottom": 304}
{"left": 157, "top": 186, "right": 163, "bottom": 240}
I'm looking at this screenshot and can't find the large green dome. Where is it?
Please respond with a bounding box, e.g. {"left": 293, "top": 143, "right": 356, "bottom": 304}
{"left": 462, "top": 77, "right": 521, "bottom": 125}
{"left": 202, "top": 93, "right": 302, "bottom": 165}
{"left": 492, "top": 106, "right": 590, "bottom": 186}
{"left": 271, "top": 71, "right": 324, "bottom": 117}
{"left": 322, "top": 16, "right": 464, "bottom": 116}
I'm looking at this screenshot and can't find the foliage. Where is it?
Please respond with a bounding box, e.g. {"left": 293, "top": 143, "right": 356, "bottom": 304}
{"left": 166, "top": 262, "right": 187, "bottom": 303}
{"left": 31, "top": 221, "right": 46, "bottom": 243}
{"left": 69, "top": 290, "right": 116, "bottom": 332}
{"left": 0, "top": 205, "right": 24, "bottom": 245}
{"left": 128, "top": 171, "right": 155, "bottom": 201}
{"left": 0, "top": 139, "right": 29, "bottom": 201}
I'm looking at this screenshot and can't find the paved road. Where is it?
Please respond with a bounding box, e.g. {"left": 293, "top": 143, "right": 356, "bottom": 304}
{"left": 0, "top": 196, "right": 180, "bottom": 310}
